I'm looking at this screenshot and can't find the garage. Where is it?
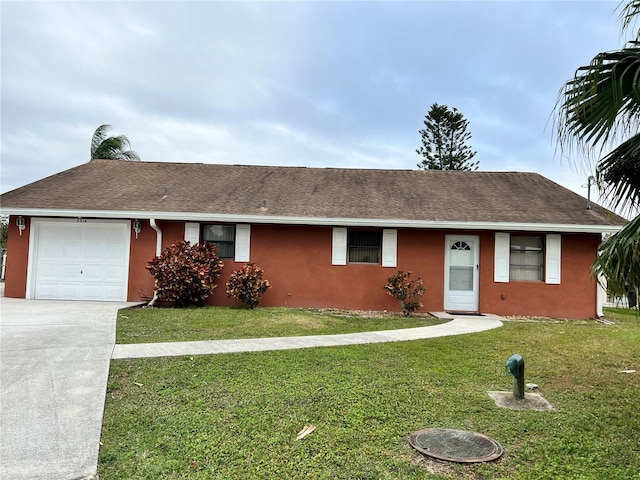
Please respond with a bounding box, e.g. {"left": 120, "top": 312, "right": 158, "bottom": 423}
{"left": 29, "top": 219, "right": 130, "bottom": 301}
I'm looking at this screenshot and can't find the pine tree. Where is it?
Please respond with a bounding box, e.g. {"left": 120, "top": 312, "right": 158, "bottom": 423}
{"left": 417, "top": 103, "right": 478, "bottom": 171}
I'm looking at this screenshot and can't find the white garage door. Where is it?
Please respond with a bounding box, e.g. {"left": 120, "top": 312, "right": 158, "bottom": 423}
{"left": 31, "top": 220, "right": 130, "bottom": 301}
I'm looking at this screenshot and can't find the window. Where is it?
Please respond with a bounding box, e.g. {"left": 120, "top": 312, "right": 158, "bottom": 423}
{"left": 452, "top": 241, "right": 471, "bottom": 251}
{"left": 202, "top": 225, "right": 235, "bottom": 258}
{"left": 509, "top": 236, "right": 543, "bottom": 281}
{"left": 495, "top": 233, "right": 561, "bottom": 284}
{"left": 332, "top": 227, "right": 396, "bottom": 267}
{"left": 348, "top": 230, "right": 382, "bottom": 263}
{"left": 449, "top": 241, "right": 473, "bottom": 290}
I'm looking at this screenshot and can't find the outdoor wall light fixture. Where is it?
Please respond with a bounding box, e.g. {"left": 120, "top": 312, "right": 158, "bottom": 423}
{"left": 133, "top": 219, "right": 142, "bottom": 239}
{"left": 16, "top": 216, "right": 26, "bottom": 236}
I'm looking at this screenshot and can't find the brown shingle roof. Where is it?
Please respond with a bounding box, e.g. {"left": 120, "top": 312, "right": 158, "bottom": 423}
{"left": 0, "top": 160, "right": 627, "bottom": 228}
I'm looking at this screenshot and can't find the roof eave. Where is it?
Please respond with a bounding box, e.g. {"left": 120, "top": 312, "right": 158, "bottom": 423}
{"left": 0, "top": 207, "right": 625, "bottom": 234}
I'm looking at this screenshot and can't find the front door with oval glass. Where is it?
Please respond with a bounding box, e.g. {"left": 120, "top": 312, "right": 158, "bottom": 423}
{"left": 444, "top": 235, "right": 479, "bottom": 312}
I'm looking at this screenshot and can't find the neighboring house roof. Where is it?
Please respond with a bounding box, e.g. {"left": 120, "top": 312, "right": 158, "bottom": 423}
{"left": 0, "top": 160, "right": 628, "bottom": 232}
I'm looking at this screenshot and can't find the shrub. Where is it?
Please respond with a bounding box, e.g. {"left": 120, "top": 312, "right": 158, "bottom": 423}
{"left": 226, "top": 263, "right": 271, "bottom": 309}
{"left": 384, "top": 270, "right": 426, "bottom": 316}
{"left": 146, "top": 241, "right": 224, "bottom": 307}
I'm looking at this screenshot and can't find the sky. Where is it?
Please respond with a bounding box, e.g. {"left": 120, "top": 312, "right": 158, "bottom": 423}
{"left": 0, "top": 1, "right": 630, "bottom": 210}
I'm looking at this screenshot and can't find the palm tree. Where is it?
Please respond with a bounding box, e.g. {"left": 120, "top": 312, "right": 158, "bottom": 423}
{"left": 90, "top": 124, "right": 140, "bottom": 161}
{"left": 555, "top": 1, "right": 640, "bottom": 300}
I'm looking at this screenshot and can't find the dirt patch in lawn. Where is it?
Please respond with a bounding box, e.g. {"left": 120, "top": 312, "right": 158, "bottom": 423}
{"left": 311, "top": 308, "right": 437, "bottom": 319}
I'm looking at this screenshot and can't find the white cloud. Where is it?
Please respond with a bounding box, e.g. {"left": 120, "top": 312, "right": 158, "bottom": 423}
{"left": 0, "top": 0, "right": 626, "bottom": 209}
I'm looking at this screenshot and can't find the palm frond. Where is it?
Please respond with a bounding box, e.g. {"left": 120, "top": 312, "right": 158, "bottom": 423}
{"left": 556, "top": 43, "right": 640, "bottom": 157}
{"left": 620, "top": 0, "right": 640, "bottom": 39}
{"left": 92, "top": 136, "right": 123, "bottom": 160}
{"left": 593, "top": 214, "right": 640, "bottom": 296}
{"left": 119, "top": 149, "right": 140, "bottom": 161}
{"left": 90, "top": 124, "right": 112, "bottom": 159}
{"left": 90, "top": 125, "right": 140, "bottom": 161}
{"left": 557, "top": 2, "right": 640, "bottom": 301}
{"left": 597, "top": 133, "right": 640, "bottom": 212}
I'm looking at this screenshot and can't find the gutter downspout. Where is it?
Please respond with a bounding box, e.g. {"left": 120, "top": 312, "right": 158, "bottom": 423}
{"left": 147, "top": 218, "right": 163, "bottom": 307}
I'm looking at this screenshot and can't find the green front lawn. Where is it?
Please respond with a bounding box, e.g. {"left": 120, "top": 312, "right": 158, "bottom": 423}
{"left": 100, "top": 308, "right": 640, "bottom": 479}
{"left": 116, "top": 306, "right": 445, "bottom": 344}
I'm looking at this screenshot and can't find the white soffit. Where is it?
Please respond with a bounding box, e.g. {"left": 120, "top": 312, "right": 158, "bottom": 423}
{"left": 0, "top": 207, "right": 625, "bottom": 234}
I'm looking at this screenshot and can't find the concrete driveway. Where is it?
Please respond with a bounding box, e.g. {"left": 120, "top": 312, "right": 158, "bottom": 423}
{"left": 0, "top": 290, "right": 135, "bottom": 480}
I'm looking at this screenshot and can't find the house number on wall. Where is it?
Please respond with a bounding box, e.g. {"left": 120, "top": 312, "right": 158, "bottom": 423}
{"left": 77, "top": 218, "right": 87, "bottom": 223}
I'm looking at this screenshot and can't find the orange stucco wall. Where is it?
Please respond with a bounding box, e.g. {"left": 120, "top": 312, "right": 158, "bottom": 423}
{"left": 127, "top": 219, "right": 197, "bottom": 300}
{"left": 4, "top": 216, "right": 30, "bottom": 298}
{"left": 477, "top": 231, "right": 600, "bottom": 319}
{"left": 127, "top": 219, "right": 156, "bottom": 301}
{"left": 3, "top": 217, "right": 601, "bottom": 318}
{"left": 124, "top": 222, "right": 599, "bottom": 318}
{"left": 208, "top": 224, "right": 431, "bottom": 310}
{"left": 125, "top": 222, "right": 409, "bottom": 310}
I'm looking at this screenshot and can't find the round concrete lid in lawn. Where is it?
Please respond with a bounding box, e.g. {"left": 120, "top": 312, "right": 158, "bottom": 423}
{"left": 409, "top": 428, "right": 504, "bottom": 463}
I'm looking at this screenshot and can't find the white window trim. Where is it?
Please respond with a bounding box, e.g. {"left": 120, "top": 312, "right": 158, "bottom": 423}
{"left": 381, "top": 229, "right": 397, "bottom": 267}
{"left": 494, "top": 232, "right": 562, "bottom": 284}
{"left": 335, "top": 228, "right": 390, "bottom": 265}
{"left": 545, "top": 234, "right": 561, "bottom": 284}
{"left": 235, "top": 224, "right": 251, "bottom": 262}
{"left": 332, "top": 227, "right": 347, "bottom": 265}
{"left": 494, "top": 232, "right": 510, "bottom": 283}
{"left": 184, "top": 222, "right": 200, "bottom": 245}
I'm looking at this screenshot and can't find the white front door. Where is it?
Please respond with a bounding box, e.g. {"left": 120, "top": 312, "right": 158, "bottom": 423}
{"left": 29, "top": 219, "right": 131, "bottom": 301}
{"left": 444, "top": 235, "right": 479, "bottom": 312}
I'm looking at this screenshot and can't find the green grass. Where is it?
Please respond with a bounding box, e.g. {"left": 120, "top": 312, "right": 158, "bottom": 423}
{"left": 100, "top": 308, "right": 640, "bottom": 479}
{"left": 115, "top": 307, "right": 445, "bottom": 344}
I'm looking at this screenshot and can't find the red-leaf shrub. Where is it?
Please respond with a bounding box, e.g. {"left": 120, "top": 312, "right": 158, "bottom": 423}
{"left": 146, "top": 241, "right": 224, "bottom": 307}
{"left": 383, "top": 270, "right": 426, "bottom": 316}
{"left": 226, "top": 263, "right": 271, "bottom": 309}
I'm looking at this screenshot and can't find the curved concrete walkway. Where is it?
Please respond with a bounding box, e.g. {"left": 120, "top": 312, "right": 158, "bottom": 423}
{"left": 112, "top": 314, "right": 504, "bottom": 359}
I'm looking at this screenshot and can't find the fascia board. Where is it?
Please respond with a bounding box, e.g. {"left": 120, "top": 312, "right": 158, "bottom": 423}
{"left": 0, "top": 207, "right": 625, "bottom": 234}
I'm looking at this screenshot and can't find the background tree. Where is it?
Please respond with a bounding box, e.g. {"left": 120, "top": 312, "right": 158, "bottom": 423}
{"left": 417, "top": 103, "right": 478, "bottom": 171}
{"left": 90, "top": 124, "right": 140, "bottom": 161}
{"left": 555, "top": 0, "right": 640, "bottom": 305}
